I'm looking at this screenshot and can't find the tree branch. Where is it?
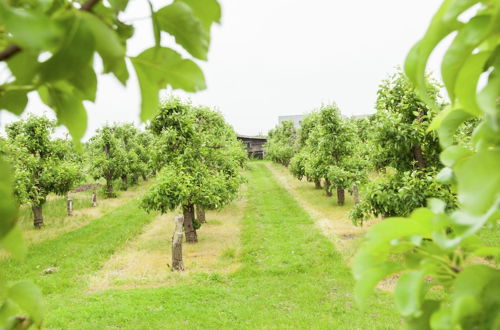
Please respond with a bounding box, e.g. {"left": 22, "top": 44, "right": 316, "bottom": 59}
{"left": 0, "top": 0, "right": 102, "bottom": 62}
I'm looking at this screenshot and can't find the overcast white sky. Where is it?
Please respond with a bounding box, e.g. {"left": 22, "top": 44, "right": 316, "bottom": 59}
{"left": 0, "top": 0, "right": 446, "bottom": 138}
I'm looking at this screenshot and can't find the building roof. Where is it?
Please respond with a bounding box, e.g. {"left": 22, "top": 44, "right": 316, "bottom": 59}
{"left": 237, "top": 134, "right": 267, "bottom": 141}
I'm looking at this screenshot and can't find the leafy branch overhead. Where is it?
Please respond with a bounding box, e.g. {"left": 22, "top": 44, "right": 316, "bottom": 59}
{"left": 0, "top": 0, "right": 221, "bottom": 140}
{"left": 354, "top": 1, "right": 500, "bottom": 328}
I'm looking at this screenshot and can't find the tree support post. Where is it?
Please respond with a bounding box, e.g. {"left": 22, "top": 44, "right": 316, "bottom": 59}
{"left": 352, "top": 184, "right": 360, "bottom": 205}
{"left": 172, "top": 214, "right": 185, "bottom": 271}
{"left": 92, "top": 185, "right": 97, "bottom": 207}
{"left": 67, "top": 192, "right": 73, "bottom": 216}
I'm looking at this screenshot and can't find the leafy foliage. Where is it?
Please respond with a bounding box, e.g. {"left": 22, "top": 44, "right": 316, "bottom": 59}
{"left": 141, "top": 98, "right": 246, "bottom": 217}
{"left": 2, "top": 116, "right": 83, "bottom": 227}
{"left": 353, "top": 1, "right": 500, "bottom": 328}
{"left": 287, "top": 104, "right": 368, "bottom": 205}
{"left": 350, "top": 71, "right": 456, "bottom": 224}
{"left": 265, "top": 121, "right": 298, "bottom": 166}
{"left": 87, "top": 123, "right": 153, "bottom": 197}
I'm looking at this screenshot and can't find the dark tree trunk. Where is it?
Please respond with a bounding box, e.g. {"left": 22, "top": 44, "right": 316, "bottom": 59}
{"left": 412, "top": 145, "right": 426, "bottom": 169}
{"left": 172, "top": 214, "right": 185, "bottom": 271}
{"left": 325, "top": 178, "right": 332, "bottom": 197}
{"left": 67, "top": 193, "right": 73, "bottom": 216}
{"left": 182, "top": 204, "right": 198, "bottom": 243}
{"left": 105, "top": 179, "right": 114, "bottom": 198}
{"left": 352, "top": 184, "right": 360, "bottom": 205}
{"left": 337, "top": 188, "right": 345, "bottom": 206}
{"left": 196, "top": 206, "right": 206, "bottom": 223}
{"left": 32, "top": 204, "right": 43, "bottom": 228}
{"left": 92, "top": 186, "right": 97, "bottom": 207}
{"left": 132, "top": 176, "right": 138, "bottom": 185}
{"left": 121, "top": 175, "right": 128, "bottom": 191}
{"left": 142, "top": 174, "right": 147, "bottom": 181}
{"left": 314, "top": 180, "right": 322, "bottom": 189}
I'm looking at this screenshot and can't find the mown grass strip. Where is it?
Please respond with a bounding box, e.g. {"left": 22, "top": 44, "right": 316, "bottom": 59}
{"left": 2, "top": 199, "right": 157, "bottom": 294}
{"left": 41, "top": 162, "right": 399, "bottom": 329}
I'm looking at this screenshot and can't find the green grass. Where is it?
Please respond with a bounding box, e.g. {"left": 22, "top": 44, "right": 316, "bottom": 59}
{"left": 17, "top": 189, "right": 96, "bottom": 229}
{"left": 2, "top": 199, "right": 157, "bottom": 295}
{"left": 1, "top": 162, "right": 401, "bottom": 329}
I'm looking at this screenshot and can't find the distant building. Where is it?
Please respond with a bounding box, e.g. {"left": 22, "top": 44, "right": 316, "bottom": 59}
{"left": 278, "top": 115, "right": 305, "bottom": 128}
{"left": 237, "top": 135, "right": 267, "bottom": 159}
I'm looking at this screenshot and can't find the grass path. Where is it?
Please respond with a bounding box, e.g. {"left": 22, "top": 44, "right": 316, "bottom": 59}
{"left": 17, "top": 180, "right": 153, "bottom": 247}
{"left": 6, "top": 162, "right": 398, "bottom": 329}
{"left": 1, "top": 199, "right": 158, "bottom": 300}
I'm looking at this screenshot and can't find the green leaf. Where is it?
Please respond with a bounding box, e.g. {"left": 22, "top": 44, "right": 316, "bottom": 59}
{"left": 451, "top": 265, "right": 500, "bottom": 325}
{"left": 149, "top": 1, "right": 161, "bottom": 47}
{"left": 79, "top": 11, "right": 129, "bottom": 85}
{"left": 131, "top": 47, "right": 206, "bottom": 121}
{"left": 156, "top": 2, "right": 209, "bottom": 60}
{"left": 437, "top": 108, "right": 472, "bottom": 147}
{"left": 40, "top": 14, "right": 95, "bottom": 82}
{"left": 436, "top": 167, "right": 454, "bottom": 184}
{"left": 6, "top": 52, "right": 39, "bottom": 84}
{"left": 455, "top": 51, "right": 491, "bottom": 116}
{"left": 67, "top": 66, "right": 97, "bottom": 102}
{"left": 404, "top": 1, "right": 462, "bottom": 104}
{"left": 0, "top": 1, "right": 61, "bottom": 50}
{"left": 7, "top": 281, "right": 44, "bottom": 326}
{"left": 0, "top": 225, "right": 25, "bottom": 259}
{"left": 354, "top": 262, "right": 401, "bottom": 307}
{"left": 395, "top": 270, "right": 427, "bottom": 317}
{"left": 454, "top": 150, "right": 500, "bottom": 215}
{"left": 439, "top": 145, "right": 473, "bottom": 167}
{"left": 108, "top": 0, "right": 129, "bottom": 12}
{"left": 406, "top": 300, "right": 440, "bottom": 330}
{"left": 178, "top": 0, "right": 221, "bottom": 30}
{"left": 38, "top": 84, "right": 88, "bottom": 142}
{"left": 441, "top": 15, "right": 491, "bottom": 100}
{"left": 477, "top": 66, "right": 500, "bottom": 124}
{"left": 430, "top": 306, "right": 453, "bottom": 330}
{"left": 0, "top": 159, "right": 18, "bottom": 240}
{"left": 0, "top": 89, "right": 28, "bottom": 115}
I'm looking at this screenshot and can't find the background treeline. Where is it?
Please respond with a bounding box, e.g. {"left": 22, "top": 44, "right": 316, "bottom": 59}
{"left": 265, "top": 70, "right": 469, "bottom": 224}
{"left": 0, "top": 98, "right": 246, "bottom": 232}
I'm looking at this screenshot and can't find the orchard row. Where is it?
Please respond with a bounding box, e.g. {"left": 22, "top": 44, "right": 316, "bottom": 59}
{"left": 0, "top": 98, "right": 246, "bottom": 236}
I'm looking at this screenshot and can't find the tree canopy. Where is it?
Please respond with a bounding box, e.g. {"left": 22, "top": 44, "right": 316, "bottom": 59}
{"left": 350, "top": 71, "right": 455, "bottom": 225}
{"left": 141, "top": 99, "right": 246, "bottom": 242}
{"left": 2, "top": 116, "right": 83, "bottom": 227}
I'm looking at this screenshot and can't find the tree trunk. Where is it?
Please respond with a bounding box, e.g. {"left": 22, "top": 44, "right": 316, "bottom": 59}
{"left": 121, "top": 175, "right": 128, "bottom": 191}
{"left": 106, "top": 179, "right": 114, "bottom": 198}
{"left": 67, "top": 192, "right": 73, "bottom": 216}
{"left": 325, "top": 178, "right": 332, "bottom": 197}
{"left": 196, "top": 206, "right": 206, "bottom": 224}
{"left": 132, "top": 176, "right": 138, "bottom": 185}
{"left": 352, "top": 184, "right": 360, "bottom": 205}
{"left": 171, "top": 214, "right": 185, "bottom": 271}
{"left": 182, "top": 204, "right": 198, "bottom": 243}
{"left": 32, "top": 204, "right": 43, "bottom": 228}
{"left": 337, "top": 188, "right": 345, "bottom": 206}
{"left": 92, "top": 186, "right": 97, "bottom": 207}
{"left": 142, "top": 174, "right": 148, "bottom": 181}
{"left": 314, "top": 180, "right": 322, "bottom": 189}
{"left": 412, "top": 145, "right": 426, "bottom": 169}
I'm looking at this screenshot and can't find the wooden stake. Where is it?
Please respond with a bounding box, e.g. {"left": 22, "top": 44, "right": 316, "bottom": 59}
{"left": 172, "top": 214, "right": 185, "bottom": 271}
